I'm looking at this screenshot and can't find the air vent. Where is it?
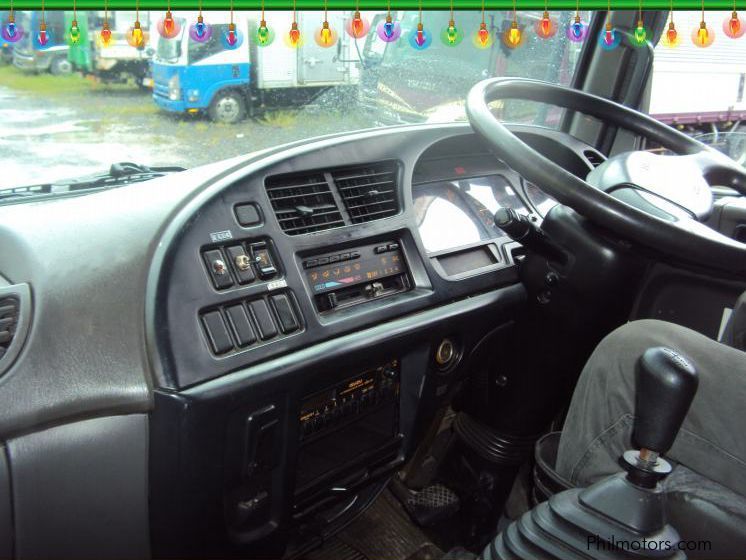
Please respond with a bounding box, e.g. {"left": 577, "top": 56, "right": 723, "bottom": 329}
{"left": 265, "top": 172, "right": 345, "bottom": 235}
{"left": 0, "top": 296, "right": 18, "bottom": 361}
{"left": 333, "top": 162, "right": 400, "bottom": 224}
{"left": 584, "top": 150, "right": 606, "bottom": 168}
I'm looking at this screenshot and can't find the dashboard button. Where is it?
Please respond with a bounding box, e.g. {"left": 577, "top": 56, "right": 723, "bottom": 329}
{"left": 329, "top": 255, "right": 340, "bottom": 264}
{"left": 202, "top": 311, "right": 233, "bottom": 354}
{"left": 226, "top": 245, "right": 256, "bottom": 284}
{"left": 234, "top": 203, "right": 261, "bottom": 227}
{"left": 250, "top": 300, "right": 278, "bottom": 340}
{"left": 387, "top": 243, "right": 400, "bottom": 251}
{"left": 203, "top": 249, "right": 234, "bottom": 290}
{"left": 318, "top": 257, "right": 330, "bottom": 266}
{"left": 350, "top": 251, "right": 360, "bottom": 259}
{"left": 249, "top": 242, "right": 278, "bottom": 279}
{"left": 374, "top": 245, "right": 388, "bottom": 254}
{"left": 226, "top": 305, "right": 257, "bottom": 347}
{"left": 340, "top": 253, "right": 350, "bottom": 261}
{"left": 303, "top": 259, "right": 318, "bottom": 269}
{"left": 270, "top": 294, "right": 299, "bottom": 334}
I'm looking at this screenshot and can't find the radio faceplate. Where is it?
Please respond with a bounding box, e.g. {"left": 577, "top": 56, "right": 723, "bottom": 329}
{"left": 295, "top": 360, "right": 401, "bottom": 498}
{"left": 302, "top": 241, "right": 411, "bottom": 312}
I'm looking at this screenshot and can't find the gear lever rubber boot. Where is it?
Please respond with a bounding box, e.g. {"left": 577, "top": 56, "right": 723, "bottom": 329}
{"left": 481, "top": 347, "right": 699, "bottom": 560}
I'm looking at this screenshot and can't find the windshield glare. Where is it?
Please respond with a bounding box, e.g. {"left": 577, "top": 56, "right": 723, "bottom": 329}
{"left": 1, "top": 9, "right": 587, "bottom": 190}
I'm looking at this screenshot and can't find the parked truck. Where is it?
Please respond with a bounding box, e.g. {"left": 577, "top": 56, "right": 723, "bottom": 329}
{"left": 68, "top": 10, "right": 154, "bottom": 86}
{"left": 12, "top": 10, "right": 71, "bottom": 74}
{"left": 151, "top": 11, "right": 363, "bottom": 123}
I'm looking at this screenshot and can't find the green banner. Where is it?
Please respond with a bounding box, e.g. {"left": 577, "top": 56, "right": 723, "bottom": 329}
{"left": 4, "top": 1, "right": 744, "bottom": 9}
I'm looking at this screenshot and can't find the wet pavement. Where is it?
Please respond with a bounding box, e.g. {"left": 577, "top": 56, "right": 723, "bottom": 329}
{"left": 0, "top": 78, "right": 372, "bottom": 190}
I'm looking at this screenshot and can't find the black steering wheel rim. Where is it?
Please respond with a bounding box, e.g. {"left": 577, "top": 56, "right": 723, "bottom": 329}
{"left": 466, "top": 77, "right": 746, "bottom": 276}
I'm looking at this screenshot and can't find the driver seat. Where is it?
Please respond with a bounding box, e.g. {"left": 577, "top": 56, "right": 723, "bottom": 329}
{"left": 531, "top": 292, "right": 746, "bottom": 560}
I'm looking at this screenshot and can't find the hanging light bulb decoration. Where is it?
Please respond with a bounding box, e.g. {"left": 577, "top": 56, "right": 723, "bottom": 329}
{"left": 158, "top": 2, "right": 181, "bottom": 39}
{"left": 567, "top": 15, "right": 587, "bottom": 41}
{"left": 473, "top": 21, "right": 492, "bottom": 48}
{"left": 376, "top": 1, "right": 401, "bottom": 43}
{"left": 285, "top": 21, "right": 302, "bottom": 47}
{"left": 661, "top": 6, "right": 679, "bottom": 47}
{"left": 440, "top": 2, "right": 463, "bottom": 46}
{"left": 127, "top": 2, "right": 148, "bottom": 48}
{"left": 692, "top": 0, "right": 715, "bottom": 48}
{"left": 127, "top": 19, "right": 147, "bottom": 46}
{"left": 692, "top": 19, "right": 715, "bottom": 46}
{"left": 409, "top": 3, "right": 431, "bottom": 50}
{"left": 409, "top": 22, "right": 431, "bottom": 49}
{"left": 630, "top": 17, "right": 649, "bottom": 46}
{"left": 189, "top": 2, "right": 213, "bottom": 44}
{"left": 2, "top": 2, "right": 24, "bottom": 44}
{"left": 535, "top": 9, "right": 557, "bottom": 39}
{"left": 346, "top": 8, "right": 370, "bottom": 38}
{"left": 315, "top": 20, "right": 338, "bottom": 47}
{"left": 221, "top": 22, "right": 244, "bottom": 48}
{"left": 502, "top": 0, "right": 522, "bottom": 49}
{"left": 34, "top": 2, "right": 52, "bottom": 49}
{"left": 253, "top": 0, "right": 274, "bottom": 47}
{"left": 315, "top": 2, "right": 338, "bottom": 49}
{"left": 723, "top": 4, "right": 745, "bottom": 38}
{"left": 68, "top": 6, "right": 81, "bottom": 45}
{"left": 598, "top": 21, "right": 621, "bottom": 50}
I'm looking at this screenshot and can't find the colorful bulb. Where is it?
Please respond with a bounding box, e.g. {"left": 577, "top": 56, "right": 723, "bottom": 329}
{"left": 37, "top": 22, "right": 49, "bottom": 46}
{"left": 69, "top": 19, "right": 81, "bottom": 44}
{"left": 416, "top": 22, "right": 425, "bottom": 46}
{"left": 158, "top": 10, "right": 181, "bottom": 39}
{"left": 692, "top": 20, "right": 715, "bottom": 47}
{"left": 598, "top": 22, "right": 621, "bottom": 50}
{"left": 567, "top": 16, "right": 587, "bottom": 42}
{"left": 164, "top": 11, "right": 174, "bottom": 34}
{"left": 351, "top": 11, "right": 364, "bottom": 37}
{"left": 664, "top": 21, "right": 679, "bottom": 46}
{"left": 504, "top": 20, "right": 521, "bottom": 48}
{"left": 446, "top": 20, "right": 457, "bottom": 44}
{"left": 633, "top": 19, "right": 647, "bottom": 44}
{"left": 257, "top": 20, "right": 270, "bottom": 45}
{"left": 723, "top": 11, "right": 745, "bottom": 38}
{"left": 227, "top": 23, "right": 237, "bottom": 45}
{"left": 408, "top": 22, "right": 430, "bottom": 49}
{"left": 384, "top": 18, "right": 394, "bottom": 38}
{"left": 289, "top": 21, "right": 301, "bottom": 46}
{"left": 127, "top": 20, "right": 145, "bottom": 47}
{"left": 536, "top": 11, "right": 557, "bottom": 38}
{"left": 478, "top": 23, "right": 489, "bottom": 45}
{"left": 189, "top": 16, "right": 213, "bottom": 42}
{"left": 376, "top": 16, "right": 400, "bottom": 42}
{"left": 321, "top": 22, "right": 331, "bottom": 44}
{"left": 3, "top": 19, "right": 19, "bottom": 41}
{"left": 315, "top": 20, "right": 338, "bottom": 47}
{"left": 100, "top": 22, "right": 112, "bottom": 46}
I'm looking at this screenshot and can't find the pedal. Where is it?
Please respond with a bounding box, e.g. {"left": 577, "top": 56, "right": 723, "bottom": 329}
{"left": 403, "top": 483, "right": 460, "bottom": 527}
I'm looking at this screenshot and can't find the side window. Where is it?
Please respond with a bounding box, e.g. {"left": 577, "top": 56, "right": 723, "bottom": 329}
{"left": 188, "top": 24, "right": 229, "bottom": 64}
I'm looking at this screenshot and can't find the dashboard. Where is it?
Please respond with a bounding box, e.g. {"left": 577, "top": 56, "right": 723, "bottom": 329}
{"left": 0, "top": 122, "right": 600, "bottom": 560}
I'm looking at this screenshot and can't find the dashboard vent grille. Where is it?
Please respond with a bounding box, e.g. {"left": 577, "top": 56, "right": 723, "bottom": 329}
{"left": 584, "top": 150, "right": 606, "bottom": 168}
{"left": 265, "top": 172, "right": 345, "bottom": 235}
{"left": 0, "top": 296, "right": 18, "bottom": 362}
{"left": 333, "top": 162, "right": 400, "bottom": 224}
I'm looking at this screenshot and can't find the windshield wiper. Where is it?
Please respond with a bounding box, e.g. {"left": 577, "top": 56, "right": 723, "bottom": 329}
{"left": 0, "top": 162, "right": 185, "bottom": 203}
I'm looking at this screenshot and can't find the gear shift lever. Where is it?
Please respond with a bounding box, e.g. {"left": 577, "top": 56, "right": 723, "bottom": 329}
{"left": 623, "top": 347, "right": 699, "bottom": 488}
{"left": 482, "top": 347, "right": 699, "bottom": 560}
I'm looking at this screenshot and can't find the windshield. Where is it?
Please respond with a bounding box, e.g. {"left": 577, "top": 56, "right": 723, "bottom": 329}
{"left": 1, "top": 9, "right": 588, "bottom": 190}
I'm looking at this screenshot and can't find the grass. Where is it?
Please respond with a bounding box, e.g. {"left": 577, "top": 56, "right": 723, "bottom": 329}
{"left": 0, "top": 64, "right": 92, "bottom": 96}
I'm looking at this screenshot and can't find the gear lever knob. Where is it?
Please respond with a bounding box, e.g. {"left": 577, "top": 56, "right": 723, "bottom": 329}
{"left": 634, "top": 347, "right": 699, "bottom": 456}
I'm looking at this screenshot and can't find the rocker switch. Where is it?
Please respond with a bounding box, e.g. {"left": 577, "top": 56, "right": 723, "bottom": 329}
{"left": 250, "top": 242, "right": 277, "bottom": 279}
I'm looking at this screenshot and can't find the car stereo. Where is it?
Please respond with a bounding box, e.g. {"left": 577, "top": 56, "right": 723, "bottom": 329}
{"left": 301, "top": 240, "right": 411, "bottom": 312}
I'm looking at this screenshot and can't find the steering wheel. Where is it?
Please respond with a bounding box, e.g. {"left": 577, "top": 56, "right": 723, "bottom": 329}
{"left": 466, "top": 78, "right": 746, "bottom": 276}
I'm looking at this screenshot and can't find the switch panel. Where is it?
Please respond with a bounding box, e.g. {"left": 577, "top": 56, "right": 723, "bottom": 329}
{"left": 199, "top": 291, "right": 302, "bottom": 357}
{"left": 201, "top": 237, "right": 279, "bottom": 291}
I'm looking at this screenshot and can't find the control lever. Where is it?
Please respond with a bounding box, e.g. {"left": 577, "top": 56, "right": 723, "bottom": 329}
{"left": 623, "top": 347, "right": 699, "bottom": 487}
{"left": 494, "top": 208, "right": 567, "bottom": 264}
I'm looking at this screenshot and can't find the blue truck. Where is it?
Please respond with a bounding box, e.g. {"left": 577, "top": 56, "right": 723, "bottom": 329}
{"left": 151, "top": 10, "right": 362, "bottom": 123}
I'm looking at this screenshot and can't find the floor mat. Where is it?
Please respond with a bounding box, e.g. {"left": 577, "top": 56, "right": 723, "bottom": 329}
{"left": 303, "top": 489, "right": 441, "bottom": 560}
